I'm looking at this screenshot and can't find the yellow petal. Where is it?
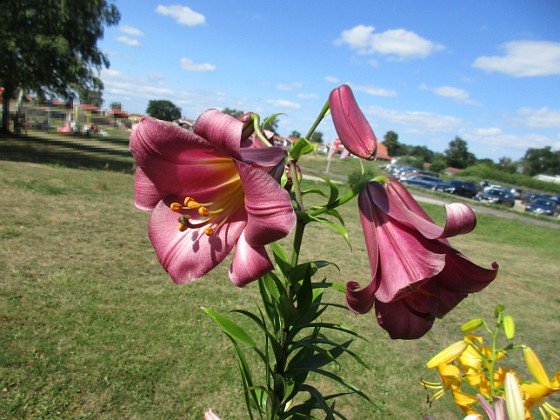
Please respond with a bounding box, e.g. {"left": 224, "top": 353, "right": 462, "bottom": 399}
{"left": 427, "top": 341, "right": 468, "bottom": 368}
{"left": 523, "top": 347, "right": 551, "bottom": 388}
{"left": 504, "top": 372, "right": 525, "bottom": 420}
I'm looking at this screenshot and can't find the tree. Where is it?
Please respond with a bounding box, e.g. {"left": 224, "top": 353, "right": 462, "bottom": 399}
{"left": 222, "top": 108, "right": 244, "bottom": 118}
{"left": 382, "top": 130, "right": 400, "bottom": 156}
{"left": 521, "top": 146, "right": 560, "bottom": 176}
{"left": 146, "top": 100, "right": 182, "bottom": 121}
{"left": 444, "top": 136, "right": 476, "bottom": 169}
{"left": 497, "top": 157, "right": 518, "bottom": 174}
{"left": 289, "top": 130, "right": 301, "bottom": 139}
{"left": 0, "top": 0, "right": 120, "bottom": 133}
{"left": 310, "top": 131, "right": 324, "bottom": 144}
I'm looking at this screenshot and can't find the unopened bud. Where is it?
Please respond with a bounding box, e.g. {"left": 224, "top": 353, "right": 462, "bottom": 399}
{"left": 503, "top": 314, "right": 515, "bottom": 339}
{"left": 461, "top": 318, "right": 484, "bottom": 333}
{"left": 426, "top": 341, "right": 467, "bottom": 368}
{"left": 523, "top": 347, "right": 551, "bottom": 387}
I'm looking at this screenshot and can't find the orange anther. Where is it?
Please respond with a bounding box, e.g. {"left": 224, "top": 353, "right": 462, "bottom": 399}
{"left": 204, "top": 227, "right": 214, "bottom": 236}
{"left": 170, "top": 202, "right": 183, "bottom": 212}
{"left": 184, "top": 196, "right": 200, "bottom": 209}
{"left": 178, "top": 223, "right": 188, "bottom": 232}
{"left": 198, "top": 206, "right": 209, "bottom": 217}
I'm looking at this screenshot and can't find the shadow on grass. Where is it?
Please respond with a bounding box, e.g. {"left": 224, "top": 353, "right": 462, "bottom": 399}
{"left": 0, "top": 132, "right": 136, "bottom": 173}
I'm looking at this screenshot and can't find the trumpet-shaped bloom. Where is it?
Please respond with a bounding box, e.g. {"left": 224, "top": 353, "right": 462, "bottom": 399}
{"left": 329, "top": 84, "right": 377, "bottom": 160}
{"left": 346, "top": 179, "right": 498, "bottom": 339}
{"left": 130, "top": 112, "right": 296, "bottom": 286}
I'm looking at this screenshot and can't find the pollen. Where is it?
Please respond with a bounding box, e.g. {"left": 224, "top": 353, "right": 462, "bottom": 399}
{"left": 198, "top": 206, "right": 209, "bottom": 217}
{"left": 204, "top": 227, "right": 214, "bottom": 236}
{"left": 170, "top": 202, "right": 183, "bottom": 212}
{"left": 184, "top": 197, "right": 201, "bottom": 209}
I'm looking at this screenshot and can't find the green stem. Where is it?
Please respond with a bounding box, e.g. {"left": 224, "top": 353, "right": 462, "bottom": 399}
{"left": 304, "top": 100, "right": 330, "bottom": 140}
{"left": 251, "top": 113, "right": 273, "bottom": 147}
{"left": 488, "top": 325, "right": 499, "bottom": 397}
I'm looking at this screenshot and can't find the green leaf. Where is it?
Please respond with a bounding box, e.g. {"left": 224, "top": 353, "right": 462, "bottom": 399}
{"left": 302, "top": 188, "right": 329, "bottom": 198}
{"left": 307, "top": 214, "right": 351, "bottom": 248}
{"left": 311, "top": 368, "right": 372, "bottom": 403}
{"left": 202, "top": 307, "right": 256, "bottom": 348}
{"left": 289, "top": 137, "right": 317, "bottom": 161}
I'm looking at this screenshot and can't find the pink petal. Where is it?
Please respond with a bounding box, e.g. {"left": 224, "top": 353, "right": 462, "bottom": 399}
{"left": 134, "top": 167, "right": 162, "bottom": 211}
{"left": 381, "top": 180, "right": 477, "bottom": 240}
{"left": 359, "top": 186, "right": 445, "bottom": 303}
{"left": 130, "top": 117, "right": 239, "bottom": 198}
{"left": 193, "top": 109, "right": 244, "bottom": 158}
{"left": 228, "top": 231, "right": 274, "bottom": 287}
{"left": 147, "top": 200, "right": 246, "bottom": 283}
{"left": 240, "top": 146, "right": 286, "bottom": 181}
{"left": 346, "top": 279, "right": 377, "bottom": 314}
{"left": 236, "top": 162, "right": 296, "bottom": 247}
{"left": 375, "top": 299, "right": 435, "bottom": 340}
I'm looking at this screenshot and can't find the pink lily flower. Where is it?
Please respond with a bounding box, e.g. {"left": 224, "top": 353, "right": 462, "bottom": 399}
{"left": 130, "top": 111, "right": 296, "bottom": 287}
{"left": 346, "top": 179, "right": 498, "bottom": 339}
{"left": 329, "top": 84, "right": 377, "bottom": 160}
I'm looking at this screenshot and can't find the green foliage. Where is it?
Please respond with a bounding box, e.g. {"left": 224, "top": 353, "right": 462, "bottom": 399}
{"left": 0, "top": 0, "right": 121, "bottom": 132}
{"left": 146, "top": 99, "right": 182, "bottom": 121}
{"left": 382, "top": 131, "right": 400, "bottom": 156}
{"left": 521, "top": 146, "right": 560, "bottom": 176}
{"left": 348, "top": 168, "right": 379, "bottom": 190}
{"left": 430, "top": 158, "right": 447, "bottom": 173}
{"left": 444, "top": 136, "right": 476, "bottom": 169}
{"left": 461, "top": 163, "right": 560, "bottom": 193}
{"left": 289, "top": 130, "right": 302, "bottom": 139}
{"left": 222, "top": 107, "right": 245, "bottom": 118}
{"left": 263, "top": 114, "right": 280, "bottom": 134}
{"left": 310, "top": 131, "right": 324, "bottom": 143}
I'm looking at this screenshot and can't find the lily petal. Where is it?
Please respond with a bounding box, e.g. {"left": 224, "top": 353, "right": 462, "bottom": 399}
{"left": 237, "top": 161, "right": 296, "bottom": 247}
{"left": 375, "top": 299, "right": 435, "bottom": 339}
{"left": 229, "top": 231, "right": 274, "bottom": 287}
{"left": 193, "top": 109, "right": 244, "bottom": 158}
{"left": 134, "top": 166, "right": 162, "bottom": 211}
{"left": 148, "top": 198, "right": 246, "bottom": 284}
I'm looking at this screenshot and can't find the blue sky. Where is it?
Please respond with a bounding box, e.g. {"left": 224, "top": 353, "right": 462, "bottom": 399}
{"left": 98, "top": 0, "right": 560, "bottom": 161}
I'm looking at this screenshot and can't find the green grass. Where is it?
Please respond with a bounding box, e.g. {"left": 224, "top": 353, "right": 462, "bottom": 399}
{"left": 1, "top": 157, "right": 558, "bottom": 419}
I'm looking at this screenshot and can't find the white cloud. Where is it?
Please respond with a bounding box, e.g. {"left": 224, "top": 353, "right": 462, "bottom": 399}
{"left": 473, "top": 40, "right": 560, "bottom": 77}
{"left": 337, "top": 25, "right": 443, "bottom": 59}
{"left": 421, "top": 84, "right": 480, "bottom": 106}
{"left": 364, "top": 105, "right": 462, "bottom": 132}
{"left": 119, "top": 25, "right": 143, "bottom": 37}
{"left": 297, "top": 93, "right": 320, "bottom": 100}
{"left": 325, "top": 76, "right": 340, "bottom": 83}
{"left": 116, "top": 36, "right": 141, "bottom": 47}
{"left": 156, "top": 5, "right": 205, "bottom": 26}
{"left": 351, "top": 83, "right": 398, "bottom": 97}
{"left": 277, "top": 82, "right": 303, "bottom": 91}
{"left": 264, "top": 99, "right": 301, "bottom": 110}
{"left": 458, "top": 127, "right": 560, "bottom": 159}
{"left": 516, "top": 107, "right": 560, "bottom": 129}
{"left": 180, "top": 58, "right": 215, "bottom": 72}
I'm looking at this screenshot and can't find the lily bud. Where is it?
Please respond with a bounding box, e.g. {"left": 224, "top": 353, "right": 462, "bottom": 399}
{"left": 502, "top": 314, "right": 515, "bottom": 339}
{"left": 523, "top": 346, "right": 551, "bottom": 387}
{"left": 504, "top": 372, "right": 525, "bottom": 420}
{"left": 461, "top": 318, "right": 484, "bottom": 333}
{"left": 329, "top": 84, "right": 377, "bottom": 160}
{"left": 426, "top": 341, "right": 468, "bottom": 368}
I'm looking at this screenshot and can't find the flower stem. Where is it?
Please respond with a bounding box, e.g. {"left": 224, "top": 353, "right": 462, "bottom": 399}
{"left": 304, "top": 100, "right": 330, "bottom": 140}
{"left": 251, "top": 113, "right": 273, "bottom": 147}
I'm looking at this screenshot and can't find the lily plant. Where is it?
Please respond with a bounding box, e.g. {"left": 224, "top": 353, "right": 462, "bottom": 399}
{"left": 131, "top": 84, "right": 498, "bottom": 419}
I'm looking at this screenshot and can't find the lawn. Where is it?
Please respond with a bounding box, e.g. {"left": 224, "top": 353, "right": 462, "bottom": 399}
{"left": 0, "top": 151, "right": 559, "bottom": 418}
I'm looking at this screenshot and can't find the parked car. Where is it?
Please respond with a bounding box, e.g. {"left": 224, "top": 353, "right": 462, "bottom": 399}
{"left": 510, "top": 188, "right": 523, "bottom": 199}
{"left": 524, "top": 198, "right": 559, "bottom": 216}
{"left": 434, "top": 180, "right": 479, "bottom": 198}
{"left": 400, "top": 174, "right": 445, "bottom": 189}
{"left": 474, "top": 188, "right": 515, "bottom": 207}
